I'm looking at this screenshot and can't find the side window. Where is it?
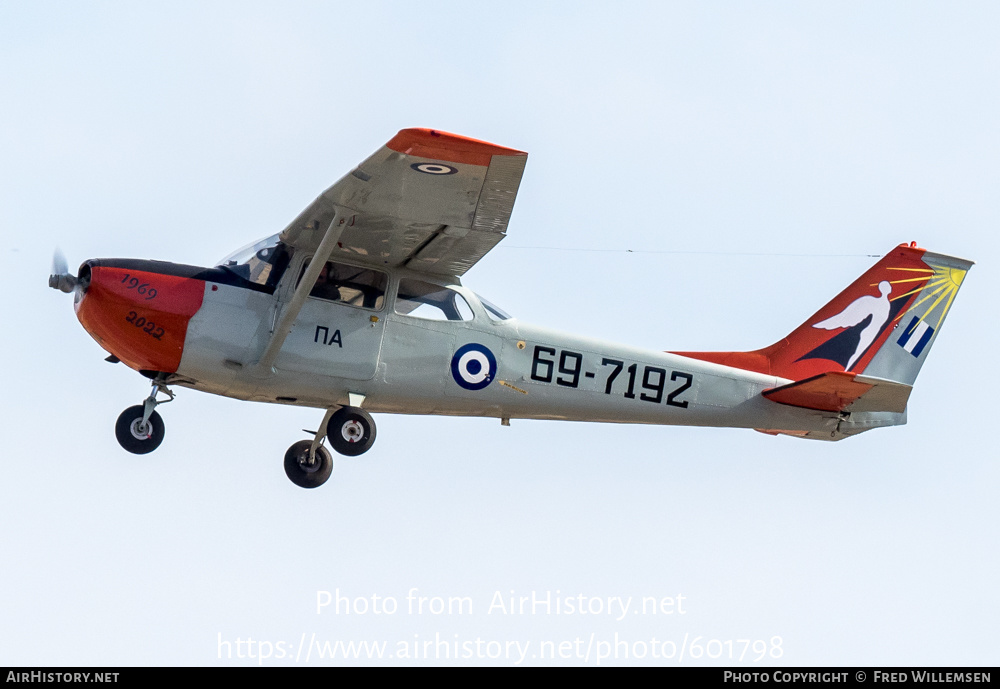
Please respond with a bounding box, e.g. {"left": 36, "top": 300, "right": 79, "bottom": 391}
{"left": 396, "top": 279, "right": 474, "bottom": 321}
{"left": 301, "top": 261, "right": 388, "bottom": 310}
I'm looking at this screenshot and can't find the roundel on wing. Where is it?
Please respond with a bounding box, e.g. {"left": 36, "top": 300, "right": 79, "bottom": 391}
{"left": 451, "top": 343, "right": 497, "bottom": 391}
{"left": 411, "top": 162, "right": 458, "bottom": 175}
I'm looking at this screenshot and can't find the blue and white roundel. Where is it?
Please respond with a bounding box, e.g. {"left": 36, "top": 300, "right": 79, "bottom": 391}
{"left": 451, "top": 343, "right": 497, "bottom": 391}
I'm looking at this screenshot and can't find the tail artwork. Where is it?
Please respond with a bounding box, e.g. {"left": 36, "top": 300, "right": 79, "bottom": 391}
{"left": 674, "top": 242, "right": 973, "bottom": 440}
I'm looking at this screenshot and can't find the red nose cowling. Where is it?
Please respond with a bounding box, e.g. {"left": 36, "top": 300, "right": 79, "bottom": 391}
{"left": 75, "top": 263, "right": 205, "bottom": 374}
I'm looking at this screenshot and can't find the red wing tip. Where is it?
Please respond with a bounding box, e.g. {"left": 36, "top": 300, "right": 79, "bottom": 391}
{"left": 387, "top": 128, "right": 527, "bottom": 166}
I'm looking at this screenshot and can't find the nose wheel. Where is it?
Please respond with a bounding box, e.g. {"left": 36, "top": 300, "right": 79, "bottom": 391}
{"left": 115, "top": 405, "right": 165, "bottom": 454}
{"left": 115, "top": 383, "right": 173, "bottom": 454}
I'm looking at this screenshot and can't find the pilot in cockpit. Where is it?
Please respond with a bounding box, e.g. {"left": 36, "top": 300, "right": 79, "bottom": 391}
{"left": 312, "top": 263, "right": 342, "bottom": 302}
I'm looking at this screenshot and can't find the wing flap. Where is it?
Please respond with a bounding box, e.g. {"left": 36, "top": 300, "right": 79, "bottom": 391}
{"left": 762, "top": 371, "right": 912, "bottom": 413}
{"left": 471, "top": 154, "right": 528, "bottom": 233}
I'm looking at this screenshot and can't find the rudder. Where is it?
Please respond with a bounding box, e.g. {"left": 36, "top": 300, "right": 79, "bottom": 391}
{"left": 860, "top": 249, "right": 972, "bottom": 386}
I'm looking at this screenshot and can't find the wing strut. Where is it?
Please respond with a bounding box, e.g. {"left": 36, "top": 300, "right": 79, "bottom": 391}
{"left": 254, "top": 212, "right": 348, "bottom": 374}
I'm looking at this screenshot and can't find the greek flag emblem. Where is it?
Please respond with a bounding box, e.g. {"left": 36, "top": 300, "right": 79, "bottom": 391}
{"left": 897, "top": 317, "right": 934, "bottom": 358}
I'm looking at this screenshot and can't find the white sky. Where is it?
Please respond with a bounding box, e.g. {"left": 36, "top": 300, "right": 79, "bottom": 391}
{"left": 1, "top": 1, "right": 997, "bottom": 666}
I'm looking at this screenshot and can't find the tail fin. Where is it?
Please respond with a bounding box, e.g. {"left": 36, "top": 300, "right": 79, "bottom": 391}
{"left": 674, "top": 243, "right": 973, "bottom": 387}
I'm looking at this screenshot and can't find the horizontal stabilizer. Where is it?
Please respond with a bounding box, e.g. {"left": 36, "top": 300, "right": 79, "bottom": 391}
{"left": 762, "top": 371, "right": 912, "bottom": 413}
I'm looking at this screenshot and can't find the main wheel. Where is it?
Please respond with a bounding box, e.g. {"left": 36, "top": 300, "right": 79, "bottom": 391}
{"left": 284, "top": 440, "right": 333, "bottom": 489}
{"left": 115, "top": 405, "right": 165, "bottom": 455}
{"left": 326, "top": 406, "right": 376, "bottom": 457}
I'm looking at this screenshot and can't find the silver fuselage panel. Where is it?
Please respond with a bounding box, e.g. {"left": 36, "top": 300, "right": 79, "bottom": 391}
{"left": 174, "top": 263, "right": 853, "bottom": 438}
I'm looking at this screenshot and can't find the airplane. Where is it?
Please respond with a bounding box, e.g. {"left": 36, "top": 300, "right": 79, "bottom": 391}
{"left": 49, "top": 128, "right": 973, "bottom": 488}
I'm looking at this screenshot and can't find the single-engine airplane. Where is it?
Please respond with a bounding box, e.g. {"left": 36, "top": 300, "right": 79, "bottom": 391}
{"left": 49, "top": 128, "right": 973, "bottom": 488}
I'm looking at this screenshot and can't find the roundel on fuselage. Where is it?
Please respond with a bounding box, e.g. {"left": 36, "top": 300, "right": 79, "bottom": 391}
{"left": 451, "top": 343, "right": 497, "bottom": 391}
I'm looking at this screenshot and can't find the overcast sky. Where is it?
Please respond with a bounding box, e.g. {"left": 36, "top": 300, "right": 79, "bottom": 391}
{"left": 1, "top": 1, "right": 997, "bottom": 666}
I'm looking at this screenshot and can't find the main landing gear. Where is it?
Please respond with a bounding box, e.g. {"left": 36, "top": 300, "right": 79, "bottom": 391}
{"left": 115, "top": 383, "right": 173, "bottom": 454}
{"left": 283, "top": 405, "right": 376, "bottom": 489}
{"left": 326, "top": 406, "right": 377, "bottom": 457}
{"left": 283, "top": 441, "right": 333, "bottom": 489}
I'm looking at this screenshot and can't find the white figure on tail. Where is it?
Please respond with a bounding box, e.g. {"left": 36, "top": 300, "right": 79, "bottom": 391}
{"left": 812, "top": 280, "right": 892, "bottom": 369}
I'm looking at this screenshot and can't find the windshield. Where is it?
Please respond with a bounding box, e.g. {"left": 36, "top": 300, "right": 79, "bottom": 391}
{"left": 475, "top": 293, "right": 513, "bottom": 321}
{"left": 216, "top": 234, "right": 290, "bottom": 289}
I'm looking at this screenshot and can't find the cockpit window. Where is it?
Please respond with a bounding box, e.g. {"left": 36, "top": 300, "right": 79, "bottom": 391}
{"left": 476, "top": 294, "right": 513, "bottom": 321}
{"left": 300, "top": 260, "right": 388, "bottom": 310}
{"left": 396, "top": 279, "right": 474, "bottom": 321}
{"left": 216, "top": 234, "right": 290, "bottom": 289}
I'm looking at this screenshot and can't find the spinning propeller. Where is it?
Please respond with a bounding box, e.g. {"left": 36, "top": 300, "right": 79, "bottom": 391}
{"left": 48, "top": 248, "right": 79, "bottom": 294}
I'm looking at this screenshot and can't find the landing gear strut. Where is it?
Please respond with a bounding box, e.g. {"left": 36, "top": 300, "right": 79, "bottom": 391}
{"left": 283, "top": 405, "right": 377, "bottom": 488}
{"left": 115, "top": 383, "right": 173, "bottom": 454}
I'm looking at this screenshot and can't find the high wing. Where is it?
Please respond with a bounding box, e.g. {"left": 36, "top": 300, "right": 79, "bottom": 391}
{"left": 279, "top": 128, "right": 528, "bottom": 277}
{"left": 254, "top": 128, "right": 526, "bottom": 372}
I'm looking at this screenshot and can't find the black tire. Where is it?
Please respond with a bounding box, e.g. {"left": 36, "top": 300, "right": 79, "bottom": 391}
{"left": 283, "top": 440, "right": 333, "bottom": 489}
{"left": 115, "top": 405, "right": 165, "bottom": 455}
{"left": 326, "top": 406, "right": 376, "bottom": 457}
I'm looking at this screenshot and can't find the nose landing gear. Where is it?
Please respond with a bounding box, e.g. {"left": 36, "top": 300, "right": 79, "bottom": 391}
{"left": 115, "top": 383, "right": 174, "bottom": 454}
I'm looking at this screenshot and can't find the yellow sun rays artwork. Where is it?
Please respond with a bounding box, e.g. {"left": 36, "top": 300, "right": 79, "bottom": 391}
{"left": 877, "top": 264, "right": 967, "bottom": 331}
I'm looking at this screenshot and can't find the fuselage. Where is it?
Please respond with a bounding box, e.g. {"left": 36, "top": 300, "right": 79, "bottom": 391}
{"left": 74, "top": 254, "right": 853, "bottom": 438}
